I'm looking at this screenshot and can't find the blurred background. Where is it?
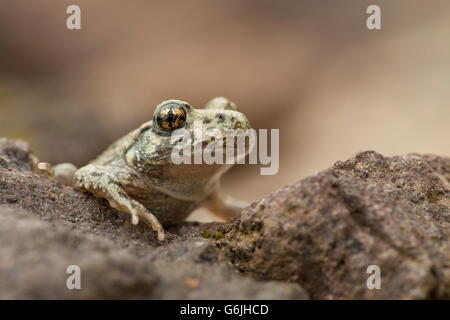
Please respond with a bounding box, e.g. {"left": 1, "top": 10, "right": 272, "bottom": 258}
{"left": 0, "top": 0, "right": 449, "bottom": 221}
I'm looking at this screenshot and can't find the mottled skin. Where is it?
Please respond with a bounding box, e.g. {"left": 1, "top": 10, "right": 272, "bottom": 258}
{"left": 37, "top": 97, "right": 251, "bottom": 240}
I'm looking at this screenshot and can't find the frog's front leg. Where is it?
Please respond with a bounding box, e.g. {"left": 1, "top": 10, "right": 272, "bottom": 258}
{"left": 74, "top": 164, "right": 165, "bottom": 241}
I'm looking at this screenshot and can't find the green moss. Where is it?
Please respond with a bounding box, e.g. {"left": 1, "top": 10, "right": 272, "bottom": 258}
{"left": 213, "top": 231, "right": 223, "bottom": 240}
{"left": 201, "top": 231, "right": 223, "bottom": 240}
{"left": 202, "top": 231, "right": 212, "bottom": 238}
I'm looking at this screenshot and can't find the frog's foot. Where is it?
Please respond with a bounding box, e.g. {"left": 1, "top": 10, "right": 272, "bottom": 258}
{"left": 36, "top": 162, "right": 78, "bottom": 186}
{"left": 204, "top": 191, "right": 248, "bottom": 221}
{"left": 74, "top": 165, "right": 165, "bottom": 241}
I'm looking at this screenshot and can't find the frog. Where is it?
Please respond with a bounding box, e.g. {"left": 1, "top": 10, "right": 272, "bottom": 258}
{"left": 36, "top": 97, "right": 251, "bottom": 241}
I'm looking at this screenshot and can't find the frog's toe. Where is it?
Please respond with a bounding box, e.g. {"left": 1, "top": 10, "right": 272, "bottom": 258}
{"left": 131, "top": 213, "right": 139, "bottom": 225}
{"left": 37, "top": 162, "right": 54, "bottom": 175}
{"left": 136, "top": 208, "right": 165, "bottom": 241}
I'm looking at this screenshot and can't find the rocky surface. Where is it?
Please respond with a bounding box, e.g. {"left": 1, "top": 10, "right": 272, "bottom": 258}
{"left": 1, "top": 137, "right": 449, "bottom": 299}
{"left": 0, "top": 138, "right": 306, "bottom": 299}
{"left": 219, "top": 151, "right": 450, "bottom": 299}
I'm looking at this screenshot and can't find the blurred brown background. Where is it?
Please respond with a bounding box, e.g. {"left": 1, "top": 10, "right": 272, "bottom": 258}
{"left": 0, "top": 0, "right": 449, "bottom": 221}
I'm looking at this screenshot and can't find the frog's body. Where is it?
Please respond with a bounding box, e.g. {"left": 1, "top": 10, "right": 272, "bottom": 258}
{"left": 37, "top": 97, "right": 251, "bottom": 240}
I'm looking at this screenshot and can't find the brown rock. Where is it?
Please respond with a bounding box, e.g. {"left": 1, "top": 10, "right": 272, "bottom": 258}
{"left": 0, "top": 138, "right": 307, "bottom": 299}
{"left": 3, "top": 137, "right": 449, "bottom": 299}
{"left": 220, "top": 151, "right": 450, "bottom": 299}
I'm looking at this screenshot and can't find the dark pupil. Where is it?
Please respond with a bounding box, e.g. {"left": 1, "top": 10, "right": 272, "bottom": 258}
{"left": 157, "top": 106, "right": 186, "bottom": 130}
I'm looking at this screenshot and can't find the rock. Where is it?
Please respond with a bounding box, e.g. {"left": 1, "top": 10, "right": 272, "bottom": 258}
{"left": 2, "top": 137, "right": 449, "bottom": 299}
{"left": 0, "top": 138, "right": 307, "bottom": 299}
{"left": 149, "top": 239, "right": 307, "bottom": 299}
{"left": 220, "top": 151, "right": 450, "bottom": 299}
{"left": 0, "top": 206, "right": 158, "bottom": 299}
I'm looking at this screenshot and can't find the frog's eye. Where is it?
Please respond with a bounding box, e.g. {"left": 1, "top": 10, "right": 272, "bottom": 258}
{"left": 155, "top": 104, "right": 187, "bottom": 131}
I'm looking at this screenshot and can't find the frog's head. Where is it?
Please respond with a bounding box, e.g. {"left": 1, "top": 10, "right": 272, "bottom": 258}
{"left": 152, "top": 97, "right": 251, "bottom": 137}
{"left": 147, "top": 97, "right": 252, "bottom": 162}
{"left": 130, "top": 98, "right": 252, "bottom": 195}
{"left": 127, "top": 97, "right": 252, "bottom": 199}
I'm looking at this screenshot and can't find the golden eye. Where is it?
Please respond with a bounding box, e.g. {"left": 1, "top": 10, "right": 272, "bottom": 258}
{"left": 156, "top": 104, "right": 187, "bottom": 131}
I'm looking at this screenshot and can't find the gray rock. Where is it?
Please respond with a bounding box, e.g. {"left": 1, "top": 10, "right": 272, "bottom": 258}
{"left": 220, "top": 151, "right": 450, "bottom": 299}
